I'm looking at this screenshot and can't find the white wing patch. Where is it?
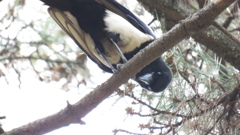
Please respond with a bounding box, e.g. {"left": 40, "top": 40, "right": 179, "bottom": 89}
{"left": 47, "top": 8, "right": 154, "bottom": 68}
{"left": 104, "top": 10, "right": 154, "bottom": 53}
{"left": 48, "top": 7, "right": 109, "bottom": 67}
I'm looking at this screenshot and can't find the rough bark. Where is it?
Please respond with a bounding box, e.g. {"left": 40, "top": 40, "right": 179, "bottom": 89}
{"left": 138, "top": 0, "right": 240, "bottom": 70}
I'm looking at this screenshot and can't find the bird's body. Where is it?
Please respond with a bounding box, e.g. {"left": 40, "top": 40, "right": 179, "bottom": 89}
{"left": 40, "top": 0, "right": 172, "bottom": 92}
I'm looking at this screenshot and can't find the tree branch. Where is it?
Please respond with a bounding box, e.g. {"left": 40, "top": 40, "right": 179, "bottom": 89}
{"left": 2, "top": 0, "right": 236, "bottom": 134}
{"left": 138, "top": 0, "right": 240, "bottom": 70}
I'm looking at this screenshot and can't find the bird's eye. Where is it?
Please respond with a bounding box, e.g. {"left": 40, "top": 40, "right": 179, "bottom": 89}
{"left": 154, "top": 72, "right": 161, "bottom": 78}
{"left": 153, "top": 72, "right": 162, "bottom": 77}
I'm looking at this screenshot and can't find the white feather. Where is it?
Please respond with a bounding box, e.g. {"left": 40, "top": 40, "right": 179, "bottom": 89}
{"left": 104, "top": 10, "right": 154, "bottom": 53}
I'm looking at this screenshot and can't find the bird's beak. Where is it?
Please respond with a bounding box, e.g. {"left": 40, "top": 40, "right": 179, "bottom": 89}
{"left": 138, "top": 72, "right": 155, "bottom": 85}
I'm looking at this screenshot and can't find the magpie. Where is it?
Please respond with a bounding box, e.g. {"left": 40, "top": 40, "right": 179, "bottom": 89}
{"left": 40, "top": 0, "right": 172, "bottom": 92}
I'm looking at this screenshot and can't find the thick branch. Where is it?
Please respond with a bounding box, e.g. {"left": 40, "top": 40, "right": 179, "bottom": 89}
{"left": 138, "top": 0, "right": 240, "bottom": 70}
{"left": 2, "top": 0, "right": 235, "bottom": 134}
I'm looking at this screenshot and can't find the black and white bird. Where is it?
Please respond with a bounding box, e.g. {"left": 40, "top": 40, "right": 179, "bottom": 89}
{"left": 40, "top": 0, "right": 172, "bottom": 92}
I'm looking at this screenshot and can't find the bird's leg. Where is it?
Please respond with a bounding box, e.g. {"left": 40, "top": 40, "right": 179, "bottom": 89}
{"left": 148, "top": 17, "right": 156, "bottom": 26}
{"left": 109, "top": 38, "right": 127, "bottom": 63}
{"left": 109, "top": 38, "right": 127, "bottom": 69}
{"left": 110, "top": 39, "right": 137, "bottom": 80}
{"left": 96, "top": 48, "right": 117, "bottom": 73}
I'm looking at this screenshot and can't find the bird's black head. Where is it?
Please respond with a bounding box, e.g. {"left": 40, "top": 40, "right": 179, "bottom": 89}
{"left": 134, "top": 58, "right": 172, "bottom": 92}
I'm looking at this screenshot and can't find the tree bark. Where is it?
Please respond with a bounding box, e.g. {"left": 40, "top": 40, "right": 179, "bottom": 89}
{"left": 138, "top": 0, "right": 240, "bottom": 70}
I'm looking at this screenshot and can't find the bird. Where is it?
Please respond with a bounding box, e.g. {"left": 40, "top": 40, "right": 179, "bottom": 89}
{"left": 39, "top": 0, "right": 172, "bottom": 92}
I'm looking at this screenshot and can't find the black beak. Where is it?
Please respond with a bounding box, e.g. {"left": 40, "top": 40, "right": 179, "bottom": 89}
{"left": 138, "top": 72, "right": 159, "bottom": 90}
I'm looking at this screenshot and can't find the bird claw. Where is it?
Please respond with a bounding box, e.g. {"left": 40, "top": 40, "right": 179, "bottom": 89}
{"left": 116, "top": 63, "right": 123, "bottom": 70}
{"left": 111, "top": 63, "right": 123, "bottom": 74}
{"left": 111, "top": 68, "right": 118, "bottom": 74}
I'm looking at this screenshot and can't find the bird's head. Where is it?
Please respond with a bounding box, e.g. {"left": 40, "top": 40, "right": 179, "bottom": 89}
{"left": 134, "top": 58, "right": 172, "bottom": 92}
